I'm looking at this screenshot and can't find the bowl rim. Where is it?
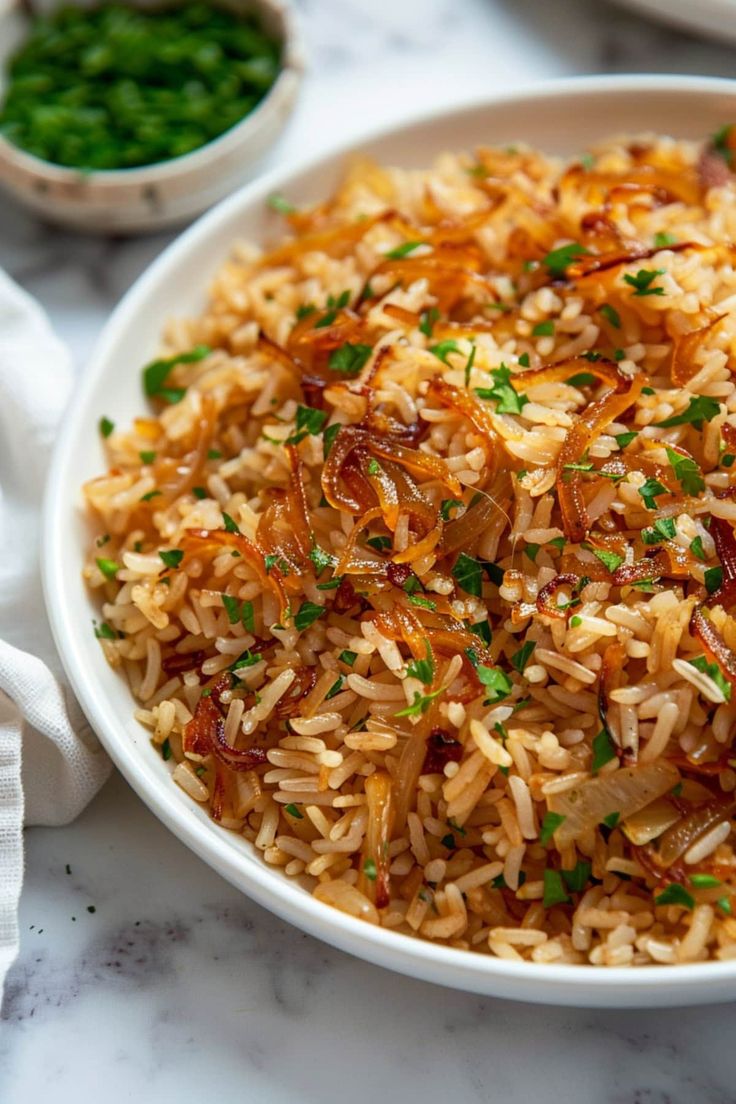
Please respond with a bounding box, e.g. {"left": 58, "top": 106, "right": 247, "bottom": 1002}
{"left": 0, "top": 0, "right": 304, "bottom": 182}
{"left": 42, "top": 72, "right": 736, "bottom": 1003}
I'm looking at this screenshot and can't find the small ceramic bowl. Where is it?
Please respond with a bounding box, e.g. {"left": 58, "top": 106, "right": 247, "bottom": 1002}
{"left": 0, "top": 0, "right": 303, "bottom": 233}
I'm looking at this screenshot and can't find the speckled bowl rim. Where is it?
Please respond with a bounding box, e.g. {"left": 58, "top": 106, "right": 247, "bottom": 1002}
{"left": 0, "top": 0, "right": 303, "bottom": 185}
{"left": 43, "top": 74, "right": 736, "bottom": 1007}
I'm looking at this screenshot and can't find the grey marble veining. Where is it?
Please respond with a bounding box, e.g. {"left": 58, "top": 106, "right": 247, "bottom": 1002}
{"left": 4, "top": 1, "right": 736, "bottom": 1099}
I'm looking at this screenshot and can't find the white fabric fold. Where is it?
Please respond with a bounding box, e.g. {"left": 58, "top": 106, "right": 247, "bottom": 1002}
{"left": 0, "top": 269, "right": 111, "bottom": 997}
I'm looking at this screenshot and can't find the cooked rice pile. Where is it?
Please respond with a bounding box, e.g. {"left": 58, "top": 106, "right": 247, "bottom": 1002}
{"left": 85, "top": 130, "right": 736, "bottom": 966}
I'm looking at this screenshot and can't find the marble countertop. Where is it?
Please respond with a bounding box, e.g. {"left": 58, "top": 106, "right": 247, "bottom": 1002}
{"left": 4, "top": 1, "right": 736, "bottom": 1099}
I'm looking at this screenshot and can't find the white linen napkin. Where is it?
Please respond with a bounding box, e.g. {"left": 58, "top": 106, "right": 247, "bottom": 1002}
{"left": 0, "top": 269, "right": 111, "bottom": 992}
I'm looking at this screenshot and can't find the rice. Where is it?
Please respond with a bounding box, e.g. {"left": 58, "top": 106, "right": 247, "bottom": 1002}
{"left": 84, "top": 130, "right": 736, "bottom": 967}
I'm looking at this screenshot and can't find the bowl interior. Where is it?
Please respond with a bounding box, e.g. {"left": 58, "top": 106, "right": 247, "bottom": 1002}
{"left": 43, "top": 77, "right": 736, "bottom": 1006}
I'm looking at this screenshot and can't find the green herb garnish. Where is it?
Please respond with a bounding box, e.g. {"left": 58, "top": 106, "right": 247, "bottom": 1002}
{"left": 143, "top": 345, "right": 210, "bottom": 405}
{"left": 475, "top": 364, "right": 529, "bottom": 415}
{"left": 539, "top": 811, "right": 566, "bottom": 845}
{"left": 328, "top": 342, "right": 372, "bottom": 377}
{"left": 158, "top": 549, "right": 183, "bottom": 570}
{"left": 623, "top": 268, "right": 665, "bottom": 297}
{"left": 591, "top": 728, "right": 617, "bottom": 774}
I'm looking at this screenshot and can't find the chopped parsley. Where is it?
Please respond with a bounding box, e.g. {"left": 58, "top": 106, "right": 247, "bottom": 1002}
{"left": 566, "top": 372, "right": 598, "bottom": 388}
{"left": 407, "top": 594, "right": 437, "bottom": 611}
{"left": 323, "top": 423, "right": 341, "bottom": 459}
{"left": 615, "top": 431, "right": 638, "bottom": 448}
{"left": 532, "top": 320, "right": 555, "bottom": 337}
{"left": 525, "top": 543, "right": 540, "bottom": 562}
{"left": 713, "top": 124, "right": 734, "bottom": 166}
{"left": 591, "top": 548, "right": 624, "bottom": 573}
{"left": 96, "top": 557, "right": 119, "bottom": 580}
{"left": 542, "top": 242, "right": 589, "bottom": 278}
{"left": 264, "top": 553, "right": 290, "bottom": 575}
{"left": 207, "top": 449, "right": 222, "bottom": 460}
{"left": 221, "top": 511, "right": 241, "bottom": 534}
{"left": 591, "top": 728, "right": 617, "bottom": 774}
{"left": 654, "top": 231, "right": 678, "bottom": 248}
{"left": 139, "top": 450, "right": 156, "bottom": 464}
{"left": 623, "top": 268, "right": 665, "bottom": 297}
{"left": 642, "top": 517, "right": 676, "bottom": 544}
{"left": 99, "top": 416, "right": 114, "bottom": 438}
{"left": 294, "top": 601, "right": 325, "bottom": 631}
{"left": 94, "top": 621, "right": 116, "bottom": 640}
{"left": 286, "top": 404, "right": 328, "bottom": 445}
{"left": 510, "top": 640, "right": 536, "bottom": 674}
{"left": 309, "top": 544, "right": 335, "bottom": 574}
{"left": 366, "top": 535, "right": 392, "bottom": 552}
{"left": 665, "top": 446, "right": 705, "bottom": 496}
{"left": 285, "top": 803, "right": 303, "bottom": 819}
{"left": 161, "top": 738, "right": 172, "bottom": 761}
{"left": 339, "top": 650, "right": 357, "bottom": 666}
{"left": 419, "top": 307, "right": 440, "bottom": 337}
{"left": 476, "top": 665, "right": 512, "bottom": 703}
{"left": 602, "top": 811, "right": 621, "bottom": 829}
{"left": 267, "top": 193, "right": 296, "bottom": 214}
{"left": 475, "top": 364, "right": 529, "bottom": 415}
{"left": 543, "top": 869, "right": 571, "bottom": 908}
{"left": 385, "top": 240, "right": 425, "bottom": 259}
{"left": 599, "top": 303, "right": 621, "bottom": 329}
{"left": 690, "top": 873, "right": 721, "bottom": 889}
{"left": 407, "top": 645, "right": 434, "bottom": 686}
{"left": 452, "top": 552, "right": 483, "bottom": 597}
{"left": 638, "top": 478, "right": 668, "bottom": 510}
{"left": 221, "top": 594, "right": 254, "bottom": 631}
{"left": 363, "top": 858, "right": 378, "bottom": 881}
{"left": 464, "top": 343, "right": 477, "bottom": 387}
{"left": 192, "top": 486, "right": 207, "bottom": 500}
{"left": 325, "top": 677, "right": 343, "bottom": 700}
{"left": 441, "top": 833, "right": 456, "bottom": 850}
{"left": 689, "top": 655, "right": 731, "bottom": 701}
{"left": 655, "top": 883, "right": 695, "bottom": 910}
{"left": 328, "top": 342, "right": 372, "bottom": 377}
{"left": 143, "top": 344, "right": 210, "bottom": 404}
{"left": 229, "top": 650, "right": 262, "bottom": 673}
{"left": 158, "top": 549, "right": 183, "bottom": 570}
{"left": 429, "top": 339, "right": 462, "bottom": 365}
{"left": 140, "top": 490, "right": 161, "bottom": 503}
{"left": 656, "top": 395, "right": 720, "bottom": 430}
{"left": 561, "top": 861, "right": 592, "bottom": 893}
{"left": 468, "top": 620, "right": 492, "bottom": 646}
{"left": 705, "top": 566, "right": 723, "bottom": 594}
{"left": 296, "top": 303, "right": 316, "bottom": 321}
{"left": 539, "top": 811, "right": 566, "bottom": 845}
{"left": 722, "top": 453, "right": 736, "bottom": 468}
{"left": 395, "top": 686, "right": 446, "bottom": 717}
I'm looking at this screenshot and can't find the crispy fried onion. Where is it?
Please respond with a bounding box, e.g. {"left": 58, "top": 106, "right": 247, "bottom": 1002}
{"left": 708, "top": 517, "right": 736, "bottom": 608}
{"left": 321, "top": 425, "right": 460, "bottom": 517}
{"left": 513, "top": 355, "right": 644, "bottom": 542}
{"left": 690, "top": 605, "right": 736, "bottom": 691}
{"left": 183, "top": 528, "right": 289, "bottom": 618}
{"left": 359, "top": 771, "right": 393, "bottom": 908}
{"left": 547, "top": 761, "right": 680, "bottom": 847}
{"left": 183, "top": 691, "right": 268, "bottom": 772}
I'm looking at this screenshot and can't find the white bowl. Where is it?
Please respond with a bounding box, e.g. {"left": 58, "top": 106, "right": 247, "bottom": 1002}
{"left": 43, "top": 75, "right": 736, "bottom": 1006}
{"left": 0, "top": 0, "right": 303, "bottom": 233}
